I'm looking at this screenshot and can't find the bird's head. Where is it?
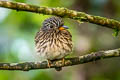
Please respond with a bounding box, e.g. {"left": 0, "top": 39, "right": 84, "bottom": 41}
{"left": 42, "top": 16, "right": 69, "bottom": 32}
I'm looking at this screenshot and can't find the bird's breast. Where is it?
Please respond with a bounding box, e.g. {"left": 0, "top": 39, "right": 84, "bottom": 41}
{"left": 35, "top": 30, "right": 73, "bottom": 60}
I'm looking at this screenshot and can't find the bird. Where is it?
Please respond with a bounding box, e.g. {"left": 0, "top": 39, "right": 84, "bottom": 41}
{"left": 35, "top": 16, "right": 73, "bottom": 71}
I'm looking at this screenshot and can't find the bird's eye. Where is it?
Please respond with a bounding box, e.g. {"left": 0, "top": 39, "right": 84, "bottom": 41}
{"left": 49, "top": 25, "right": 53, "bottom": 28}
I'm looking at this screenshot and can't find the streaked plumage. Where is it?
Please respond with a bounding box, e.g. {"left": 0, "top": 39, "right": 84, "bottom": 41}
{"left": 35, "top": 17, "right": 73, "bottom": 61}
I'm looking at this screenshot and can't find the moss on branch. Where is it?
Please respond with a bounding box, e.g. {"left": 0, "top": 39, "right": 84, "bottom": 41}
{"left": 0, "top": 48, "right": 119, "bottom": 71}
{"left": 0, "top": 1, "right": 120, "bottom": 30}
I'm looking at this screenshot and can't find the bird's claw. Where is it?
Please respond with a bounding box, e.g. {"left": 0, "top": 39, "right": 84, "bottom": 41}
{"left": 47, "top": 60, "right": 52, "bottom": 68}
{"left": 62, "top": 58, "right": 65, "bottom": 66}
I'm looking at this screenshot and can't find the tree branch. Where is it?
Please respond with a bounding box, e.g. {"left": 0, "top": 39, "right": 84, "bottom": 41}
{"left": 0, "top": 1, "right": 120, "bottom": 30}
{"left": 0, "top": 48, "right": 119, "bottom": 71}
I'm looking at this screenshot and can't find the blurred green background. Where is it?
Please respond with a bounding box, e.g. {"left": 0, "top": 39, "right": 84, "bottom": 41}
{"left": 0, "top": 0, "right": 120, "bottom": 80}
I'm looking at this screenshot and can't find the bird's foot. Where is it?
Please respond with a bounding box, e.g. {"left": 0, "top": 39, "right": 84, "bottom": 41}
{"left": 47, "top": 60, "right": 52, "bottom": 68}
{"left": 55, "top": 58, "right": 65, "bottom": 71}
{"left": 47, "top": 59, "right": 65, "bottom": 71}
{"left": 62, "top": 58, "right": 65, "bottom": 66}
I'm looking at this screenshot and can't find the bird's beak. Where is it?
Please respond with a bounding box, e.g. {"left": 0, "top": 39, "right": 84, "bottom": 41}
{"left": 59, "top": 25, "right": 69, "bottom": 30}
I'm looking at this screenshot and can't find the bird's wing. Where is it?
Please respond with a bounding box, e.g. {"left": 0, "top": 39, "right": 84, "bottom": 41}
{"left": 34, "top": 30, "right": 43, "bottom": 45}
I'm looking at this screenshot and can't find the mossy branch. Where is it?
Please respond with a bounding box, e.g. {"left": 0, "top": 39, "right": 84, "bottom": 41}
{"left": 0, "top": 1, "right": 120, "bottom": 30}
{"left": 0, "top": 48, "right": 119, "bottom": 71}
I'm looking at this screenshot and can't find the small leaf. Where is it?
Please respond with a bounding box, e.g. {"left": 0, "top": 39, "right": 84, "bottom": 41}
{"left": 112, "top": 28, "right": 119, "bottom": 37}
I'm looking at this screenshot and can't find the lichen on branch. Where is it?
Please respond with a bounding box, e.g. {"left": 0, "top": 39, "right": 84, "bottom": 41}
{"left": 0, "top": 48, "right": 119, "bottom": 71}
{"left": 0, "top": 1, "right": 120, "bottom": 30}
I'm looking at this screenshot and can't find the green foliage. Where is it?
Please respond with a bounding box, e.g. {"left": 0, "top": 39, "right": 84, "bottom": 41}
{"left": 32, "top": 71, "right": 53, "bottom": 80}
{"left": 112, "top": 28, "right": 119, "bottom": 37}
{"left": 13, "top": 0, "right": 26, "bottom": 3}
